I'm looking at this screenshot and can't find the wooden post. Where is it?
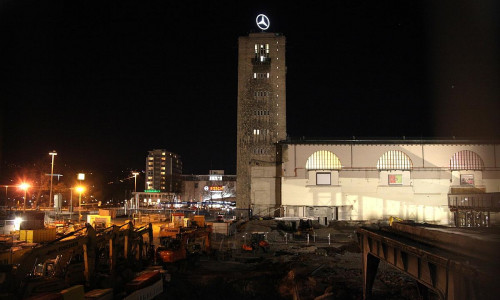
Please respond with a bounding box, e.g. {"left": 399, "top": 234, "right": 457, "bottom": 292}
{"left": 109, "top": 238, "right": 113, "bottom": 272}
{"left": 83, "top": 244, "right": 90, "bottom": 285}
{"left": 124, "top": 235, "right": 128, "bottom": 259}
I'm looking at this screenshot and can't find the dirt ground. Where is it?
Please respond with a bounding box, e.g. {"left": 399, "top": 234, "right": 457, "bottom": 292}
{"left": 161, "top": 219, "right": 420, "bottom": 300}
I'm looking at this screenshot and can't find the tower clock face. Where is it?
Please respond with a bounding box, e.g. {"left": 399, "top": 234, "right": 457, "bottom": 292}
{"left": 256, "top": 14, "right": 270, "bottom": 30}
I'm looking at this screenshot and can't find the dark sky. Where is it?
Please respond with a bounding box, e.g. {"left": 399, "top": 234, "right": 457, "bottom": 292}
{"left": 1, "top": 0, "right": 499, "bottom": 177}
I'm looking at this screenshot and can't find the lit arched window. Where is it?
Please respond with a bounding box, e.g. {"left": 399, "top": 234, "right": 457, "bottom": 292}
{"left": 450, "top": 150, "right": 484, "bottom": 170}
{"left": 377, "top": 150, "right": 413, "bottom": 170}
{"left": 306, "top": 151, "right": 342, "bottom": 170}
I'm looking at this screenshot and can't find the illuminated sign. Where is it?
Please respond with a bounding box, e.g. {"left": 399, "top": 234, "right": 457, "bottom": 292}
{"left": 256, "top": 14, "right": 270, "bottom": 30}
{"left": 77, "top": 173, "right": 85, "bottom": 180}
{"left": 145, "top": 189, "right": 160, "bottom": 193}
{"left": 209, "top": 175, "right": 222, "bottom": 181}
{"left": 388, "top": 174, "right": 402, "bottom": 185}
{"left": 209, "top": 186, "right": 224, "bottom": 192}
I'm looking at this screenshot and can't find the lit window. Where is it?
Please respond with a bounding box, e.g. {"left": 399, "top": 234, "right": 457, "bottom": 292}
{"left": 450, "top": 150, "right": 484, "bottom": 170}
{"left": 306, "top": 151, "right": 342, "bottom": 170}
{"left": 377, "top": 151, "right": 412, "bottom": 170}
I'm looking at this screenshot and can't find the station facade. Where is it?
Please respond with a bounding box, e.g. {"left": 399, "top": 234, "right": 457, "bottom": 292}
{"left": 252, "top": 139, "right": 500, "bottom": 225}
{"left": 237, "top": 17, "right": 500, "bottom": 224}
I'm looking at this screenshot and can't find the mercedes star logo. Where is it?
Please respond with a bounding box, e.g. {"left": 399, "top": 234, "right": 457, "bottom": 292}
{"left": 256, "top": 14, "right": 270, "bottom": 31}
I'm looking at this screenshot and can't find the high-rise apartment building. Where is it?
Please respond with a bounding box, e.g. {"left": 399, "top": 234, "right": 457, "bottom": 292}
{"left": 145, "top": 149, "right": 182, "bottom": 193}
{"left": 236, "top": 26, "right": 287, "bottom": 217}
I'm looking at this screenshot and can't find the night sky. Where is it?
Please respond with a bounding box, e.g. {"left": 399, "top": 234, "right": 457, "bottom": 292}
{"left": 1, "top": 0, "right": 499, "bottom": 178}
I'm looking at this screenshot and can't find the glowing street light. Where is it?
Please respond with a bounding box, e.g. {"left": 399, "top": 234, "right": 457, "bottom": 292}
{"left": 76, "top": 185, "right": 85, "bottom": 222}
{"left": 14, "top": 216, "right": 23, "bottom": 230}
{"left": 49, "top": 151, "right": 57, "bottom": 208}
{"left": 19, "top": 183, "right": 30, "bottom": 212}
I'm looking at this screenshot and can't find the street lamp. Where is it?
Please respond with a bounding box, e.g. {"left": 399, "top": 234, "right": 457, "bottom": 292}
{"left": 49, "top": 151, "right": 57, "bottom": 208}
{"left": 19, "top": 183, "right": 30, "bottom": 212}
{"left": 76, "top": 185, "right": 85, "bottom": 222}
{"left": 132, "top": 172, "right": 140, "bottom": 193}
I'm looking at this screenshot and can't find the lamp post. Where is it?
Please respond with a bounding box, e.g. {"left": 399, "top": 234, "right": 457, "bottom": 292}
{"left": 132, "top": 172, "right": 139, "bottom": 193}
{"left": 76, "top": 186, "right": 85, "bottom": 223}
{"left": 19, "top": 183, "right": 30, "bottom": 213}
{"left": 132, "top": 172, "right": 140, "bottom": 221}
{"left": 49, "top": 151, "right": 57, "bottom": 208}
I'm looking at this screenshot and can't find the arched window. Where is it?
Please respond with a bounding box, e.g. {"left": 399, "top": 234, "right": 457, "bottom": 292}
{"left": 377, "top": 150, "right": 413, "bottom": 170}
{"left": 450, "top": 150, "right": 484, "bottom": 170}
{"left": 306, "top": 151, "right": 342, "bottom": 170}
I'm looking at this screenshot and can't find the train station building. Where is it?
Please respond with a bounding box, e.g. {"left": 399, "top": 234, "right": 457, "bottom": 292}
{"left": 236, "top": 22, "right": 500, "bottom": 225}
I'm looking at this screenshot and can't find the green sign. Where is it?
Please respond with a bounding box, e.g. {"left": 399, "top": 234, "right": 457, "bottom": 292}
{"left": 145, "top": 189, "right": 160, "bottom": 193}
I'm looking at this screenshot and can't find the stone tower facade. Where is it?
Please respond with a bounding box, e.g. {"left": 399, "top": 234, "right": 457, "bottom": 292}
{"left": 236, "top": 32, "right": 286, "bottom": 217}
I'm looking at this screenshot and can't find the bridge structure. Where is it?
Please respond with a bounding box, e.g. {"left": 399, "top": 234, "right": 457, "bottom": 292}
{"left": 357, "top": 221, "right": 500, "bottom": 299}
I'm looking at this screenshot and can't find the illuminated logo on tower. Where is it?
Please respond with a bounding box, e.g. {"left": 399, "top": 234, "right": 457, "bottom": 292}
{"left": 256, "top": 14, "right": 270, "bottom": 30}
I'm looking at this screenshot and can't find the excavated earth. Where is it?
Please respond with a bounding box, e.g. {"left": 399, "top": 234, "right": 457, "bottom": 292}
{"left": 161, "top": 220, "right": 420, "bottom": 300}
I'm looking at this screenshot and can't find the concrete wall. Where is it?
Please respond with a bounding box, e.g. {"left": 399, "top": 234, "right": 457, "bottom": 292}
{"left": 280, "top": 142, "right": 500, "bottom": 224}
{"left": 251, "top": 165, "right": 279, "bottom": 216}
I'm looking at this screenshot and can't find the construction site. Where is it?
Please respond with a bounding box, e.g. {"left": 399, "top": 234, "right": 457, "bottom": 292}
{"left": 0, "top": 208, "right": 499, "bottom": 300}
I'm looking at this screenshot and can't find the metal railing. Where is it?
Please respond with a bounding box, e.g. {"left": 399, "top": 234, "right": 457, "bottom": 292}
{"left": 448, "top": 193, "right": 500, "bottom": 211}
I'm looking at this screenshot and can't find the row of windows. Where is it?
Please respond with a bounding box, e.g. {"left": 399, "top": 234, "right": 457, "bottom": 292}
{"left": 255, "top": 44, "right": 269, "bottom": 55}
{"left": 148, "top": 162, "right": 166, "bottom": 166}
{"left": 253, "top": 129, "right": 270, "bottom": 136}
{"left": 306, "top": 150, "right": 485, "bottom": 171}
{"left": 253, "top": 73, "right": 269, "bottom": 79}
{"left": 253, "top": 148, "right": 268, "bottom": 155}
{"left": 254, "top": 110, "right": 270, "bottom": 116}
{"left": 254, "top": 91, "right": 269, "bottom": 97}
{"left": 313, "top": 172, "right": 477, "bottom": 187}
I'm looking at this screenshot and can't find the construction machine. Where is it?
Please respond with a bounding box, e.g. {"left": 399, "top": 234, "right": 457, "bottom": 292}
{"left": 241, "top": 232, "right": 269, "bottom": 253}
{"left": 156, "top": 214, "right": 211, "bottom": 266}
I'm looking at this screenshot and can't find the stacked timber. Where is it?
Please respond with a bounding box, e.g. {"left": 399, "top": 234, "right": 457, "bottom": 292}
{"left": 125, "top": 270, "right": 161, "bottom": 293}
{"left": 59, "top": 285, "right": 84, "bottom": 300}
{"left": 123, "top": 270, "right": 163, "bottom": 300}
{"left": 84, "top": 288, "right": 113, "bottom": 300}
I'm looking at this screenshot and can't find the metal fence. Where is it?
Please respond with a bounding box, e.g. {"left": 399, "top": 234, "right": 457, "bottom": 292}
{"left": 211, "top": 230, "right": 355, "bottom": 252}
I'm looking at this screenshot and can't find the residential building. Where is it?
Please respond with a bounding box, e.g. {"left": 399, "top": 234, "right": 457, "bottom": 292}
{"left": 145, "top": 149, "right": 182, "bottom": 193}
